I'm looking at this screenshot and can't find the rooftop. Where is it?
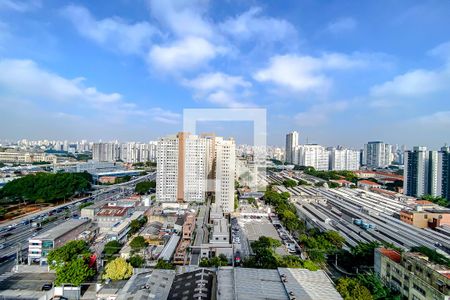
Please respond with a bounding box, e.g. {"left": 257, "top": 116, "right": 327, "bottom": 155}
{"left": 97, "top": 206, "right": 129, "bottom": 217}
{"left": 358, "top": 180, "right": 380, "bottom": 186}
{"left": 378, "top": 248, "right": 401, "bottom": 263}
{"left": 117, "top": 269, "right": 175, "bottom": 300}
{"left": 217, "top": 267, "right": 342, "bottom": 300}
{"left": 31, "top": 219, "right": 89, "bottom": 241}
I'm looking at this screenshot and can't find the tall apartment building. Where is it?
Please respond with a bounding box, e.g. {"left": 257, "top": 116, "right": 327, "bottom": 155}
{"left": 329, "top": 148, "right": 360, "bottom": 171}
{"left": 437, "top": 146, "right": 450, "bottom": 201}
{"left": 119, "top": 142, "right": 157, "bottom": 163}
{"left": 404, "top": 147, "right": 438, "bottom": 198}
{"left": 294, "top": 144, "right": 329, "bottom": 171}
{"left": 92, "top": 142, "right": 119, "bottom": 162}
{"left": 285, "top": 131, "right": 299, "bottom": 164}
{"left": 215, "top": 137, "right": 236, "bottom": 213}
{"left": 364, "top": 141, "right": 393, "bottom": 168}
{"left": 156, "top": 133, "right": 236, "bottom": 213}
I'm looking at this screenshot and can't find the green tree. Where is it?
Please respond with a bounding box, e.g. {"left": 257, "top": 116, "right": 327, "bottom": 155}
{"left": 357, "top": 273, "right": 389, "bottom": 300}
{"left": 200, "top": 254, "right": 228, "bottom": 267}
{"left": 53, "top": 257, "right": 96, "bottom": 286}
{"left": 411, "top": 246, "right": 450, "bottom": 267}
{"left": 47, "top": 241, "right": 95, "bottom": 286}
{"left": 0, "top": 172, "right": 92, "bottom": 204}
{"left": 421, "top": 194, "right": 449, "bottom": 207}
{"left": 103, "top": 241, "right": 122, "bottom": 260}
{"left": 129, "top": 216, "right": 148, "bottom": 235}
{"left": 134, "top": 181, "right": 156, "bottom": 195}
{"left": 128, "top": 255, "right": 145, "bottom": 268}
{"left": 336, "top": 277, "right": 373, "bottom": 300}
{"left": 155, "top": 259, "right": 175, "bottom": 269}
{"left": 129, "top": 236, "right": 148, "bottom": 251}
{"left": 103, "top": 258, "right": 133, "bottom": 281}
{"left": 283, "top": 179, "right": 297, "bottom": 188}
{"left": 78, "top": 202, "right": 93, "bottom": 210}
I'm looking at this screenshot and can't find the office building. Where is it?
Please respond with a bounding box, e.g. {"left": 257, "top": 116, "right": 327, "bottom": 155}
{"left": 375, "top": 247, "right": 450, "bottom": 300}
{"left": 294, "top": 144, "right": 329, "bottom": 171}
{"left": 403, "top": 146, "right": 439, "bottom": 198}
{"left": 285, "top": 131, "right": 299, "bottom": 164}
{"left": 329, "top": 148, "right": 360, "bottom": 171}
{"left": 156, "top": 132, "right": 236, "bottom": 212}
{"left": 364, "top": 141, "right": 393, "bottom": 168}
{"left": 28, "top": 219, "right": 90, "bottom": 265}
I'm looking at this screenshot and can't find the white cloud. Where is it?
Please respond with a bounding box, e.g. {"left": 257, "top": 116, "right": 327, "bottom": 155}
{"left": 148, "top": 36, "right": 225, "bottom": 73}
{"left": 0, "top": 0, "right": 41, "bottom": 12}
{"left": 61, "top": 4, "right": 158, "bottom": 55}
{"left": 370, "top": 69, "right": 450, "bottom": 107}
{"left": 148, "top": 108, "right": 181, "bottom": 124}
{"left": 219, "top": 7, "right": 296, "bottom": 43}
{"left": 183, "top": 72, "right": 251, "bottom": 92}
{"left": 428, "top": 41, "right": 450, "bottom": 64}
{"left": 417, "top": 111, "right": 450, "bottom": 126}
{"left": 326, "top": 17, "right": 357, "bottom": 34}
{"left": 183, "top": 72, "right": 254, "bottom": 108}
{"left": 0, "top": 59, "right": 179, "bottom": 123}
{"left": 254, "top": 53, "right": 368, "bottom": 93}
{"left": 295, "top": 101, "right": 349, "bottom": 126}
{"left": 148, "top": 0, "right": 213, "bottom": 39}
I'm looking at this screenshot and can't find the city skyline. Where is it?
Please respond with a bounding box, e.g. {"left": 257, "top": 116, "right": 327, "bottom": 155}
{"left": 1, "top": 1, "right": 450, "bottom": 147}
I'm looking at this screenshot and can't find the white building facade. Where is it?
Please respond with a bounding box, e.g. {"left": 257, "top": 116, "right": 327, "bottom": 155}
{"left": 364, "top": 141, "right": 393, "bottom": 168}
{"left": 156, "top": 133, "right": 236, "bottom": 212}
{"left": 294, "top": 144, "right": 329, "bottom": 171}
{"left": 329, "top": 148, "right": 360, "bottom": 171}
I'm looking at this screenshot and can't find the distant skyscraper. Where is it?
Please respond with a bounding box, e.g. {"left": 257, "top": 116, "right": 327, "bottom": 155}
{"left": 364, "top": 141, "right": 393, "bottom": 168}
{"left": 285, "top": 131, "right": 299, "bottom": 164}
{"left": 403, "top": 146, "right": 438, "bottom": 198}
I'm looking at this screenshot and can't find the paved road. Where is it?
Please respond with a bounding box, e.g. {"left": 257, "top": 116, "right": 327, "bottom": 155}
{"left": 190, "top": 203, "right": 210, "bottom": 265}
{"left": 0, "top": 172, "right": 156, "bottom": 272}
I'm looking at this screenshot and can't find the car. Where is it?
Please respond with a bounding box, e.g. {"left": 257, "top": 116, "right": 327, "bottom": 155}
{"left": 41, "top": 283, "right": 53, "bottom": 291}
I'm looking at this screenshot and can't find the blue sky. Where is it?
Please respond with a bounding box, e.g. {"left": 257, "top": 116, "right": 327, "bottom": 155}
{"left": 0, "top": 0, "right": 449, "bottom": 148}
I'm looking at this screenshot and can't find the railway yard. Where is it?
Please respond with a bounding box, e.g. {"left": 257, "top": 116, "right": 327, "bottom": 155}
{"left": 267, "top": 171, "right": 450, "bottom": 256}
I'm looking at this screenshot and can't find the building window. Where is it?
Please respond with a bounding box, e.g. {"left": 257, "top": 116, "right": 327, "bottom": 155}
{"left": 413, "top": 283, "right": 426, "bottom": 296}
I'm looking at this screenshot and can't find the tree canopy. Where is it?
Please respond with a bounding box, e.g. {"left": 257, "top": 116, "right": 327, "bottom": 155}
{"left": 128, "top": 255, "right": 145, "bottom": 268}
{"left": 0, "top": 172, "right": 92, "bottom": 203}
{"left": 411, "top": 246, "right": 450, "bottom": 267}
{"left": 103, "top": 258, "right": 133, "bottom": 281}
{"left": 129, "top": 216, "right": 148, "bottom": 236}
{"left": 47, "top": 240, "right": 95, "bottom": 286}
{"left": 283, "top": 179, "right": 297, "bottom": 188}
{"left": 199, "top": 254, "right": 228, "bottom": 267}
{"left": 103, "top": 240, "right": 123, "bottom": 260}
{"left": 135, "top": 181, "right": 156, "bottom": 195}
{"left": 155, "top": 259, "right": 175, "bottom": 269}
{"left": 336, "top": 277, "right": 373, "bottom": 300}
{"left": 244, "top": 236, "right": 319, "bottom": 270}
{"left": 420, "top": 194, "right": 449, "bottom": 207}
{"left": 129, "top": 236, "right": 148, "bottom": 251}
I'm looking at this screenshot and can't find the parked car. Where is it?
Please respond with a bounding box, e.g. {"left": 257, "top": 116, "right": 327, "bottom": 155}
{"left": 41, "top": 283, "right": 53, "bottom": 291}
